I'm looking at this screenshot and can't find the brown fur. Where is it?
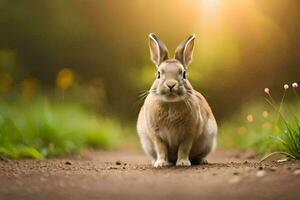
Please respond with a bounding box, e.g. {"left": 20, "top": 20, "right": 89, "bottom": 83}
{"left": 137, "top": 34, "right": 217, "bottom": 167}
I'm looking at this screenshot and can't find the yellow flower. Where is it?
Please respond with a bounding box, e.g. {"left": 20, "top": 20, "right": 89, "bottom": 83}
{"left": 56, "top": 68, "right": 75, "bottom": 90}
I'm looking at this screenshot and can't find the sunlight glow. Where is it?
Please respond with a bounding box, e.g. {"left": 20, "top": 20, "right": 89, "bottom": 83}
{"left": 190, "top": 0, "right": 288, "bottom": 83}
{"left": 201, "top": 0, "right": 220, "bottom": 8}
{"left": 201, "top": 0, "right": 221, "bottom": 18}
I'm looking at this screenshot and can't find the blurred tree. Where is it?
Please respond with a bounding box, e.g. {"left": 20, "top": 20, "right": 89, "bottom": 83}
{"left": 0, "top": 0, "right": 299, "bottom": 121}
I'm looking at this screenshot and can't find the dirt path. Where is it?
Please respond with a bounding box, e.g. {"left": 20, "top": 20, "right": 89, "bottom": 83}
{"left": 0, "top": 149, "right": 300, "bottom": 200}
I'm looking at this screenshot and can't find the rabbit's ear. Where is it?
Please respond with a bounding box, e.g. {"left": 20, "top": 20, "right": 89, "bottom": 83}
{"left": 149, "top": 33, "right": 169, "bottom": 67}
{"left": 174, "top": 34, "right": 195, "bottom": 68}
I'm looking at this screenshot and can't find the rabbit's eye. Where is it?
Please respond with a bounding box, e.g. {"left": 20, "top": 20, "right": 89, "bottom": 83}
{"left": 157, "top": 71, "right": 160, "bottom": 79}
{"left": 183, "top": 71, "right": 186, "bottom": 79}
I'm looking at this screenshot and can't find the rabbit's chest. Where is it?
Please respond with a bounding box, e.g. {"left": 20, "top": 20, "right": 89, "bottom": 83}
{"left": 152, "top": 107, "right": 196, "bottom": 146}
{"left": 157, "top": 126, "right": 184, "bottom": 148}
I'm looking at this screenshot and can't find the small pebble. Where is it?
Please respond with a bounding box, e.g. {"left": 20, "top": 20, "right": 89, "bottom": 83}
{"left": 258, "top": 166, "right": 264, "bottom": 170}
{"left": 256, "top": 170, "right": 266, "bottom": 177}
{"left": 293, "top": 170, "right": 300, "bottom": 175}
{"left": 65, "top": 161, "right": 72, "bottom": 165}
{"left": 277, "top": 158, "right": 289, "bottom": 163}
{"left": 115, "top": 161, "right": 121, "bottom": 165}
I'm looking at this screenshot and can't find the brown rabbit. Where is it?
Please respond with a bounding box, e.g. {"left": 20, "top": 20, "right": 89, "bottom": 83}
{"left": 137, "top": 33, "right": 217, "bottom": 167}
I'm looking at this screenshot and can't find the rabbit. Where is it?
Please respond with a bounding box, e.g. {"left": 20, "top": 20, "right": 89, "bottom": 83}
{"left": 137, "top": 33, "right": 217, "bottom": 167}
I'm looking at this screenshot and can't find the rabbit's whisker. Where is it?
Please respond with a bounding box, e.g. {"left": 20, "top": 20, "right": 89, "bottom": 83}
{"left": 134, "top": 90, "right": 150, "bottom": 111}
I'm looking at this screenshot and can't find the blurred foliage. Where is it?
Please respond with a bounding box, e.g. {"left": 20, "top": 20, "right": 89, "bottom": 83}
{"left": 218, "top": 102, "right": 282, "bottom": 153}
{"left": 0, "top": 96, "right": 125, "bottom": 159}
{"left": 0, "top": 0, "right": 299, "bottom": 121}
{"left": 219, "top": 87, "right": 300, "bottom": 156}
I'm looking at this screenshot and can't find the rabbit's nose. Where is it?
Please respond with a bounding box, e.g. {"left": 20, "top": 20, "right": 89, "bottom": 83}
{"left": 165, "top": 80, "right": 177, "bottom": 91}
{"left": 167, "top": 83, "right": 175, "bottom": 89}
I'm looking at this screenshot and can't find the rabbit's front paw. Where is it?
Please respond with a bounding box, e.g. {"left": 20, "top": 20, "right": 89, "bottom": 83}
{"left": 153, "top": 159, "right": 171, "bottom": 168}
{"left": 176, "top": 159, "right": 191, "bottom": 167}
{"left": 199, "top": 158, "right": 208, "bottom": 165}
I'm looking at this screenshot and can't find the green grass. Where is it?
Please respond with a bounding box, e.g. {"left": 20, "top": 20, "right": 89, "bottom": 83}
{"left": 219, "top": 92, "right": 300, "bottom": 159}
{"left": 274, "top": 115, "right": 300, "bottom": 159}
{"left": 0, "top": 97, "right": 124, "bottom": 159}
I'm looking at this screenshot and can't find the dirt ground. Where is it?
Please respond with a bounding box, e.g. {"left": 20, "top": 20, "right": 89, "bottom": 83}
{"left": 0, "top": 149, "right": 300, "bottom": 200}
